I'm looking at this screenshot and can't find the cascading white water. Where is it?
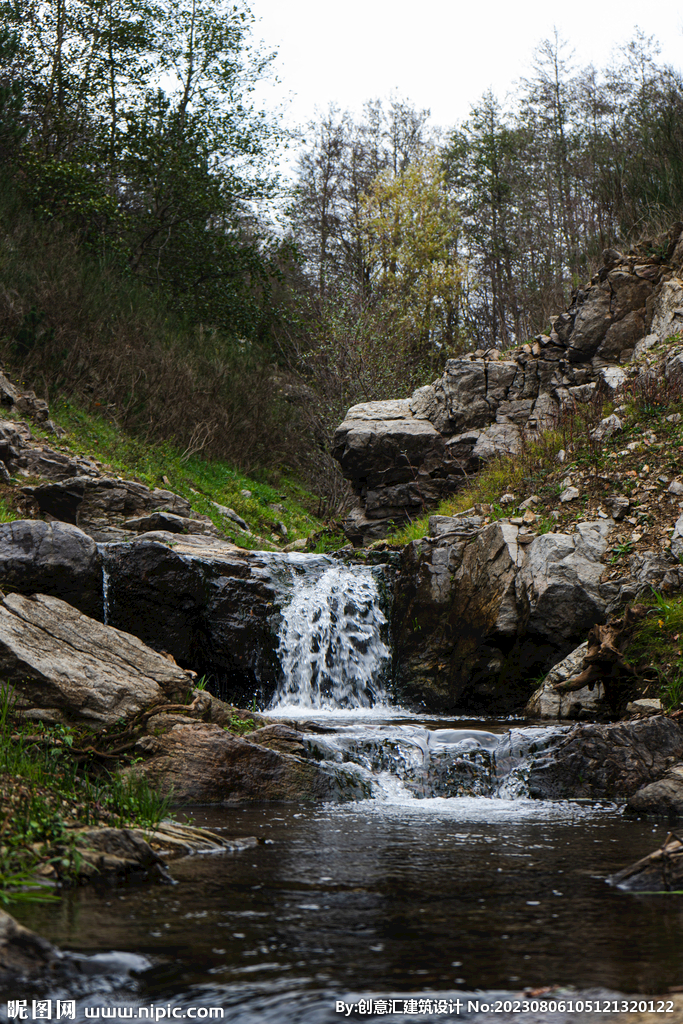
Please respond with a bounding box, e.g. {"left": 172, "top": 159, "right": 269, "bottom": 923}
{"left": 102, "top": 563, "right": 112, "bottom": 626}
{"left": 270, "top": 560, "right": 390, "bottom": 710}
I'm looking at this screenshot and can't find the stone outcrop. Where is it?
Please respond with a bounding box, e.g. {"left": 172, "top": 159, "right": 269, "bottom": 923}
{"left": 525, "top": 717, "right": 683, "bottom": 799}
{"left": 101, "top": 533, "right": 293, "bottom": 702}
{"left": 626, "top": 764, "right": 683, "bottom": 820}
{"left": 128, "top": 721, "right": 370, "bottom": 804}
{"left": 333, "top": 247, "right": 680, "bottom": 543}
{"left": 392, "top": 517, "right": 622, "bottom": 711}
{"left": 0, "top": 592, "right": 192, "bottom": 727}
{"left": 0, "top": 519, "right": 103, "bottom": 617}
{"left": 22, "top": 475, "right": 211, "bottom": 541}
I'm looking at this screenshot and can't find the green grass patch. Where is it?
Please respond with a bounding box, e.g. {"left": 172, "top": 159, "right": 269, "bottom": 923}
{"left": 33, "top": 399, "right": 328, "bottom": 549}
{"left": 626, "top": 594, "right": 683, "bottom": 710}
{"left": 0, "top": 687, "right": 174, "bottom": 902}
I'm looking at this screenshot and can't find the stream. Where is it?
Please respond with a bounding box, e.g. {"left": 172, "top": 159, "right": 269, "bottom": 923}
{"left": 9, "top": 556, "right": 683, "bottom": 1020}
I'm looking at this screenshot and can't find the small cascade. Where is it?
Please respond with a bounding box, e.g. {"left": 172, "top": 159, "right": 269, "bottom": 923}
{"left": 270, "top": 558, "right": 390, "bottom": 710}
{"left": 102, "top": 562, "right": 112, "bottom": 626}
{"left": 301, "top": 723, "right": 567, "bottom": 801}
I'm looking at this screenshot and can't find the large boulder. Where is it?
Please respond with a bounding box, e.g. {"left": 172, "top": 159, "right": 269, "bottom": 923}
{"left": 101, "top": 534, "right": 287, "bottom": 702}
{"left": 517, "top": 520, "right": 620, "bottom": 639}
{"left": 626, "top": 764, "right": 683, "bottom": 820}
{"left": 129, "top": 721, "right": 370, "bottom": 804}
{"left": 392, "top": 518, "right": 621, "bottom": 712}
{"left": 0, "top": 520, "right": 102, "bottom": 618}
{"left": 0, "top": 592, "right": 192, "bottom": 727}
{"left": 22, "top": 476, "right": 203, "bottom": 540}
{"left": 526, "top": 717, "right": 683, "bottom": 799}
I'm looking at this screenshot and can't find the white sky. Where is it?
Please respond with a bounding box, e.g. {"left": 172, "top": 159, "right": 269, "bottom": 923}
{"left": 251, "top": 0, "right": 683, "bottom": 149}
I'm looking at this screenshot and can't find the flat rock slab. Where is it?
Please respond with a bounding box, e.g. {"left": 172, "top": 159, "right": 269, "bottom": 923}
{"left": 526, "top": 716, "right": 683, "bottom": 799}
{"left": 0, "top": 593, "right": 192, "bottom": 727}
{"left": 129, "top": 721, "right": 370, "bottom": 804}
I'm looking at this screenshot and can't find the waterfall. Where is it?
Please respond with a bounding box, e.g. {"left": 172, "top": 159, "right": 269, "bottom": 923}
{"left": 270, "top": 559, "right": 390, "bottom": 710}
{"left": 102, "top": 563, "right": 112, "bottom": 626}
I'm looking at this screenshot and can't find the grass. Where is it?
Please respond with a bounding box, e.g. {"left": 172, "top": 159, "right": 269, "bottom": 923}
{"left": 0, "top": 687, "right": 174, "bottom": 902}
{"left": 625, "top": 594, "right": 683, "bottom": 710}
{"left": 23, "top": 398, "right": 333, "bottom": 550}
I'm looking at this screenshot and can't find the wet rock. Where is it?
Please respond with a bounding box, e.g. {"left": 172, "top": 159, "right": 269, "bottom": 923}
{"left": 610, "top": 833, "right": 683, "bottom": 892}
{"left": 525, "top": 642, "right": 607, "bottom": 720}
{"left": 626, "top": 764, "right": 683, "bottom": 820}
{"left": 0, "top": 908, "right": 65, "bottom": 987}
{"left": 0, "top": 592, "right": 192, "bottom": 727}
{"left": 128, "top": 721, "right": 370, "bottom": 803}
{"left": 526, "top": 717, "right": 683, "bottom": 799}
{"left": 101, "top": 534, "right": 287, "bottom": 702}
{"left": 71, "top": 827, "right": 173, "bottom": 883}
{"left": 0, "top": 520, "right": 102, "bottom": 618}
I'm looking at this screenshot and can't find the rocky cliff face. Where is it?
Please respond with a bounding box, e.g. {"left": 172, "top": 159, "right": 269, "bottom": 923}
{"left": 333, "top": 236, "right": 683, "bottom": 544}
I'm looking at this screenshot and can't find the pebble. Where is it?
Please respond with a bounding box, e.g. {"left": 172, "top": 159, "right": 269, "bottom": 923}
{"left": 499, "top": 493, "right": 515, "bottom": 505}
{"left": 669, "top": 480, "right": 683, "bottom": 495}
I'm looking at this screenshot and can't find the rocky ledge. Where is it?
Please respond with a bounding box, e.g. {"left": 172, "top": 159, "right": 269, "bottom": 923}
{"left": 333, "top": 234, "right": 683, "bottom": 543}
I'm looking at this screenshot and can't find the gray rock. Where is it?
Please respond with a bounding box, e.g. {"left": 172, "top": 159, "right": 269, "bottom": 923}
{"left": 626, "top": 764, "right": 683, "bottom": 819}
{"left": 0, "top": 520, "right": 102, "bottom": 617}
{"left": 526, "top": 717, "right": 683, "bottom": 799}
{"left": 671, "top": 514, "right": 683, "bottom": 559}
{"left": 650, "top": 280, "right": 683, "bottom": 342}
{"left": 0, "top": 592, "right": 192, "bottom": 727}
{"left": 559, "top": 486, "right": 579, "bottom": 502}
{"left": 23, "top": 476, "right": 193, "bottom": 535}
{"left": 212, "top": 503, "right": 250, "bottom": 532}
{"left": 518, "top": 521, "right": 618, "bottom": 640}
{"left": 525, "top": 642, "right": 607, "bottom": 719}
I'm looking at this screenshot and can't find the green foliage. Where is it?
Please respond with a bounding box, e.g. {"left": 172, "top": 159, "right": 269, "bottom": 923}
{"left": 40, "top": 398, "right": 326, "bottom": 547}
{"left": 626, "top": 595, "right": 683, "bottom": 710}
{"left": 0, "top": 686, "right": 173, "bottom": 901}
{"left": 226, "top": 714, "right": 255, "bottom": 735}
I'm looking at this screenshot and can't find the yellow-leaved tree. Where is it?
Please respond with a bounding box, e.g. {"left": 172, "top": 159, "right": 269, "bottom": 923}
{"left": 361, "top": 148, "right": 465, "bottom": 358}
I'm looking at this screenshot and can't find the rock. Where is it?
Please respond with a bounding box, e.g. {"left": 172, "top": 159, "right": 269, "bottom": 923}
{"left": 393, "top": 519, "right": 621, "bottom": 711}
{"left": 518, "top": 522, "right": 619, "bottom": 640}
{"left": 669, "top": 480, "right": 683, "bottom": 496}
{"left": 559, "top": 486, "right": 579, "bottom": 502}
{"left": 123, "top": 511, "right": 220, "bottom": 537}
{"left": 671, "top": 514, "right": 683, "bottom": 559}
{"left": 525, "top": 642, "right": 607, "bottom": 720}
{"left": 100, "top": 534, "right": 288, "bottom": 702}
{"left": 0, "top": 908, "right": 65, "bottom": 987}
{"left": 212, "top": 503, "right": 250, "bottom": 532}
{"left": 626, "top": 764, "right": 683, "bottom": 820}
{"left": 0, "top": 520, "right": 103, "bottom": 617}
{"left": 0, "top": 592, "right": 192, "bottom": 727}
{"left": 610, "top": 833, "right": 683, "bottom": 892}
{"left": 590, "top": 413, "right": 622, "bottom": 441}
{"left": 650, "top": 280, "right": 683, "bottom": 342}
{"left": 129, "top": 721, "right": 370, "bottom": 803}
{"left": 526, "top": 717, "right": 683, "bottom": 799}
{"left": 626, "top": 698, "right": 664, "bottom": 714}
{"left": 608, "top": 495, "right": 630, "bottom": 520}
{"left": 71, "top": 827, "right": 173, "bottom": 883}
{"left": 23, "top": 476, "right": 193, "bottom": 538}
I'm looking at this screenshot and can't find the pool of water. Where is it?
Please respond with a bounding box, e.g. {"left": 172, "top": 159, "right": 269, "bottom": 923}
{"left": 12, "top": 741, "right": 682, "bottom": 1022}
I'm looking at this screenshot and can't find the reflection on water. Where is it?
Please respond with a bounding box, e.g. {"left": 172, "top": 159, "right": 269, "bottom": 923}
{"left": 13, "top": 793, "right": 682, "bottom": 1019}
